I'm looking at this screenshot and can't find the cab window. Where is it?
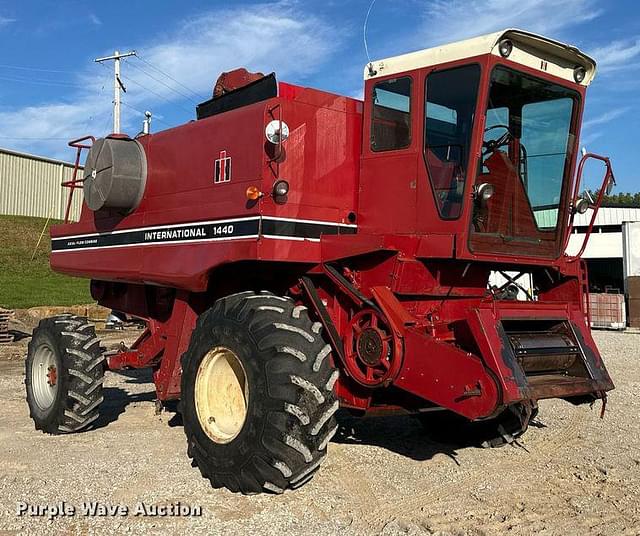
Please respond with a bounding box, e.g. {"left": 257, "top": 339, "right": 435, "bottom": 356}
{"left": 371, "top": 77, "right": 412, "bottom": 151}
{"left": 424, "top": 65, "right": 481, "bottom": 218}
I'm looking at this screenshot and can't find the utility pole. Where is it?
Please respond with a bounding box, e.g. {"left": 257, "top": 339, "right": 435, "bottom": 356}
{"left": 95, "top": 50, "right": 136, "bottom": 134}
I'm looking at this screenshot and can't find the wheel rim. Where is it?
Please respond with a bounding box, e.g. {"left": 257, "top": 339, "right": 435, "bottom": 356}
{"left": 31, "top": 343, "right": 59, "bottom": 411}
{"left": 194, "top": 346, "right": 249, "bottom": 444}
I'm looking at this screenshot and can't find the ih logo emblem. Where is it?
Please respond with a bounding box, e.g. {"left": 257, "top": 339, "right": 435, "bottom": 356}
{"left": 214, "top": 150, "right": 232, "bottom": 184}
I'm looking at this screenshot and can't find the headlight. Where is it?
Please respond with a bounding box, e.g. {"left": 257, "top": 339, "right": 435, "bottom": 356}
{"left": 265, "top": 120, "right": 290, "bottom": 144}
{"left": 475, "top": 182, "right": 495, "bottom": 205}
{"left": 498, "top": 39, "right": 513, "bottom": 58}
{"left": 574, "top": 197, "right": 590, "bottom": 214}
{"left": 273, "top": 180, "right": 289, "bottom": 198}
{"left": 573, "top": 66, "right": 586, "bottom": 84}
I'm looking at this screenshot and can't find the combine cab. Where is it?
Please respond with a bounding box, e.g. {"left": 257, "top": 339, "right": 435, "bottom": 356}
{"left": 25, "top": 29, "right": 615, "bottom": 494}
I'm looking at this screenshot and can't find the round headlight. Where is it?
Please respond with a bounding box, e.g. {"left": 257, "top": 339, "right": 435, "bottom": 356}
{"left": 574, "top": 197, "right": 590, "bottom": 214}
{"left": 498, "top": 39, "right": 513, "bottom": 58}
{"left": 573, "top": 66, "right": 586, "bottom": 84}
{"left": 476, "top": 182, "right": 495, "bottom": 203}
{"left": 265, "top": 120, "right": 290, "bottom": 144}
{"left": 273, "top": 179, "right": 289, "bottom": 198}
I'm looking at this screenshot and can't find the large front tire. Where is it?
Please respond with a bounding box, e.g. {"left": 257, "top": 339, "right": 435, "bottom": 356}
{"left": 181, "top": 291, "right": 339, "bottom": 494}
{"left": 26, "top": 315, "right": 104, "bottom": 434}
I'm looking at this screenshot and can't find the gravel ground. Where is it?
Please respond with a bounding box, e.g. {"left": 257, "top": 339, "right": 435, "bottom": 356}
{"left": 0, "top": 324, "right": 639, "bottom": 536}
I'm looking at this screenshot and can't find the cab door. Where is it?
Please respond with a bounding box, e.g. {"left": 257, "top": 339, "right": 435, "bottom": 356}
{"left": 415, "top": 63, "right": 483, "bottom": 235}
{"left": 358, "top": 74, "right": 419, "bottom": 235}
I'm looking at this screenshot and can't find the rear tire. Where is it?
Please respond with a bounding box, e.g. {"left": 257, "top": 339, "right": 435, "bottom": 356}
{"left": 180, "top": 291, "right": 339, "bottom": 494}
{"left": 418, "top": 403, "right": 537, "bottom": 448}
{"left": 26, "top": 315, "right": 104, "bottom": 434}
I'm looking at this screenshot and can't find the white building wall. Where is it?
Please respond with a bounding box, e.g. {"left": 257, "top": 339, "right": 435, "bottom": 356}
{"left": 566, "top": 207, "right": 640, "bottom": 259}
{"left": 0, "top": 147, "right": 83, "bottom": 222}
{"left": 567, "top": 231, "right": 623, "bottom": 258}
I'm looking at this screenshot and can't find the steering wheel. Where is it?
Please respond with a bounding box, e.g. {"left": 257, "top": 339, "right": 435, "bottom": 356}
{"left": 483, "top": 124, "right": 514, "bottom": 155}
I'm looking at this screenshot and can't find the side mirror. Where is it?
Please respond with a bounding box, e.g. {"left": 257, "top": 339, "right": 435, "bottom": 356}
{"left": 474, "top": 182, "right": 495, "bottom": 207}
{"left": 605, "top": 175, "right": 615, "bottom": 195}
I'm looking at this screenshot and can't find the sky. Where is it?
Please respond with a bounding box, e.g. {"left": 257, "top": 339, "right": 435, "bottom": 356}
{"left": 0, "top": 0, "right": 638, "bottom": 192}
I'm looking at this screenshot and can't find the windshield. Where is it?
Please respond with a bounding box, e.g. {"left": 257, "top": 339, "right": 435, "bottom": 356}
{"left": 469, "top": 66, "right": 579, "bottom": 258}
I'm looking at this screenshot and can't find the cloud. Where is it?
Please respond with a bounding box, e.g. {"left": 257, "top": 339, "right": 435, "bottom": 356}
{"left": 582, "top": 107, "right": 629, "bottom": 130}
{"left": 0, "top": 2, "right": 339, "bottom": 159}
{"left": 140, "top": 4, "right": 337, "bottom": 96}
{"left": 89, "top": 14, "right": 102, "bottom": 26}
{"left": 580, "top": 131, "right": 603, "bottom": 147}
{"left": 0, "top": 15, "right": 16, "bottom": 25}
{"left": 417, "top": 0, "right": 602, "bottom": 46}
{"left": 589, "top": 39, "right": 640, "bottom": 73}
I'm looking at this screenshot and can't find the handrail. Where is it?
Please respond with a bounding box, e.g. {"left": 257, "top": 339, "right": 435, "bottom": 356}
{"left": 564, "top": 152, "right": 616, "bottom": 262}
{"left": 62, "top": 135, "right": 95, "bottom": 223}
{"left": 267, "top": 104, "right": 283, "bottom": 179}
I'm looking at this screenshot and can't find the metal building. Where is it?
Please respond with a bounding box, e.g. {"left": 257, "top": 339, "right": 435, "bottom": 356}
{"left": 567, "top": 206, "right": 640, "bottom": 292}
{"left": 0, "top": 147, "right": 83, "bottom": 221}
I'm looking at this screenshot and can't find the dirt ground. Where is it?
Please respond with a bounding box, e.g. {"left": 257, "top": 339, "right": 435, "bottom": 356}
{"left": 0, "top": 319, "right": 639, "bottom": 536}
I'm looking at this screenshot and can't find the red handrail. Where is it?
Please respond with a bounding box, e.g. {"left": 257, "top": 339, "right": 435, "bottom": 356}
{"left": 62, "top": 135, "right": 95, "bottom": 223}
{"left": 564, "top": 153, "right": 616, "bottom": 262}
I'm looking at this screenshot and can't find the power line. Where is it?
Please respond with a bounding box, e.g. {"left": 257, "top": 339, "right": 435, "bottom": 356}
{"left": 101, "top": 109, "right": 114, "bottom": 136}
{"left": 123, "top": 74, "right": 195, "bottom": 115}
{"left": 135, "top": 55, "right": 203, "bottom": 101}
{"left": 120, "top": 101, "right": 173, "bottom": 129}
{"left": 0, "top": 63, "right": 76, "bottom": 74}
{"left": 0, "top": 136, "right": 71, "bottom": 140}
{"left": 124, "top": 59, "right": 200, "bottom": 105}
{"left": 0, "top": 74, "right": 84, "bottom": 88}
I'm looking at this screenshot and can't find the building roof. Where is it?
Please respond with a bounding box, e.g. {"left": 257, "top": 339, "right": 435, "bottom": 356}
{"left": 0, "top": 146, "right": 80, "bottom": 168}
{"left": 574, "top": 206, "right": 640, "bottom": 227}
{"left": 364, "top": 29, "right": 596, "bottom": 86}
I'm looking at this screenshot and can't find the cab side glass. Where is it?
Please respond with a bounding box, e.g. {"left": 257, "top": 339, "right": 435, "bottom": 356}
{"left": 371, "top": 77, "right": 412, "bottom": 151}
{"left": 424, "top": 65, "right": 481, "bottom": 219}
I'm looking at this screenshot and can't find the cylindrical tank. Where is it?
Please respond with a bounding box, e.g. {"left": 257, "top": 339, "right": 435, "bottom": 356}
{"left": 83, "top": 136, "right": 147, "bottom": 212}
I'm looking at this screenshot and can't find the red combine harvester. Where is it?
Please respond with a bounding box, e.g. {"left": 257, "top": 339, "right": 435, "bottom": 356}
{"left": 26, "top": 29, "right": 615, "bottom": 494}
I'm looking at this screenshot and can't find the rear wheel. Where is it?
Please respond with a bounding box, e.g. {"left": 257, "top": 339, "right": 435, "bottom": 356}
{"left": 181, "top": 291, "right": 339, "bottom": 494}
{"left": 26, "top": 315, "right": 104, "bottom": 434}
{"left": 418, "top": 403, "right": 537, "bottom": 448}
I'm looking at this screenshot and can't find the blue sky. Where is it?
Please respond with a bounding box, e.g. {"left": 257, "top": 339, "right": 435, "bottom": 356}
{"left": 0, "top": 0, "right": 638, "bottom": 191}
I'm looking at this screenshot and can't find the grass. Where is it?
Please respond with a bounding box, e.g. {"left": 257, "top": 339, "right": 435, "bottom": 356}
{"left": 0, "top": 215, "right": 93, "bottom": 309}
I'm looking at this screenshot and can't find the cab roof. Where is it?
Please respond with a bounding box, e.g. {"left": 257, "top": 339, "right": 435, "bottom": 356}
{"left": 364, "top": 29, "right": 597, "bottom": 86}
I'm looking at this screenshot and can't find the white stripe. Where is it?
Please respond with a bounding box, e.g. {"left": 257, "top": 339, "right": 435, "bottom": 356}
{"left": 52, "top": 234, "right": 259, "bottom": 253}
{"left": 325, "top": 370, "right": 339, "bottom": 391}
{"left": 274, "top": 323, "right": 314, "bottom": 342}
{"left": 272, "top": 460, "right": 292, "bottom": 478}
{"left": 313, "top": 345, "right": 331, "bottom": 372}
{"left": 284, "top": 434, "right": 313, "bottom": 463}
{"left": 257, "top": 306, "right": 285, "bottom": 313}
{"left": 318, "top": 424, "right": 338, "bottom": 451}
{"left": 284, "top": 403, "right": 310, "bottom": 425}
{"left": 291, "top": 305, "right": 307, "bottom": 319}
{"left": 61, "top": 331, "right": 89, "bottom": 341}
{"left": 290, "top": 375, "right": 325, "bottom": 403}
{"left": 290, "top": 456, "right": 324, "bottom": 484}
{"left": 311, "top": 401, "right": 339, "bottom": 435}
{"left": 266, "top": 215, "right": 357, "bottom": 228}
{"left": 263, "top": 482, "right": 285, "bottom": 494}
{"left": 51, "top": 216, "right": 261, "bottom": 241}
{"left": 52, "top": 216, "right": 357, "bottom": 242}
{"left": 277, "top": 346, "right": 307, "bottom": 362}
{"left": 52, "top": 231, "right": 332, "bottom": 252}
{"left": 246, "top": 295, "right": 289, "bottom": 302}
{"left": 261, "top": 234, "right": 321, "bottom": 243}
